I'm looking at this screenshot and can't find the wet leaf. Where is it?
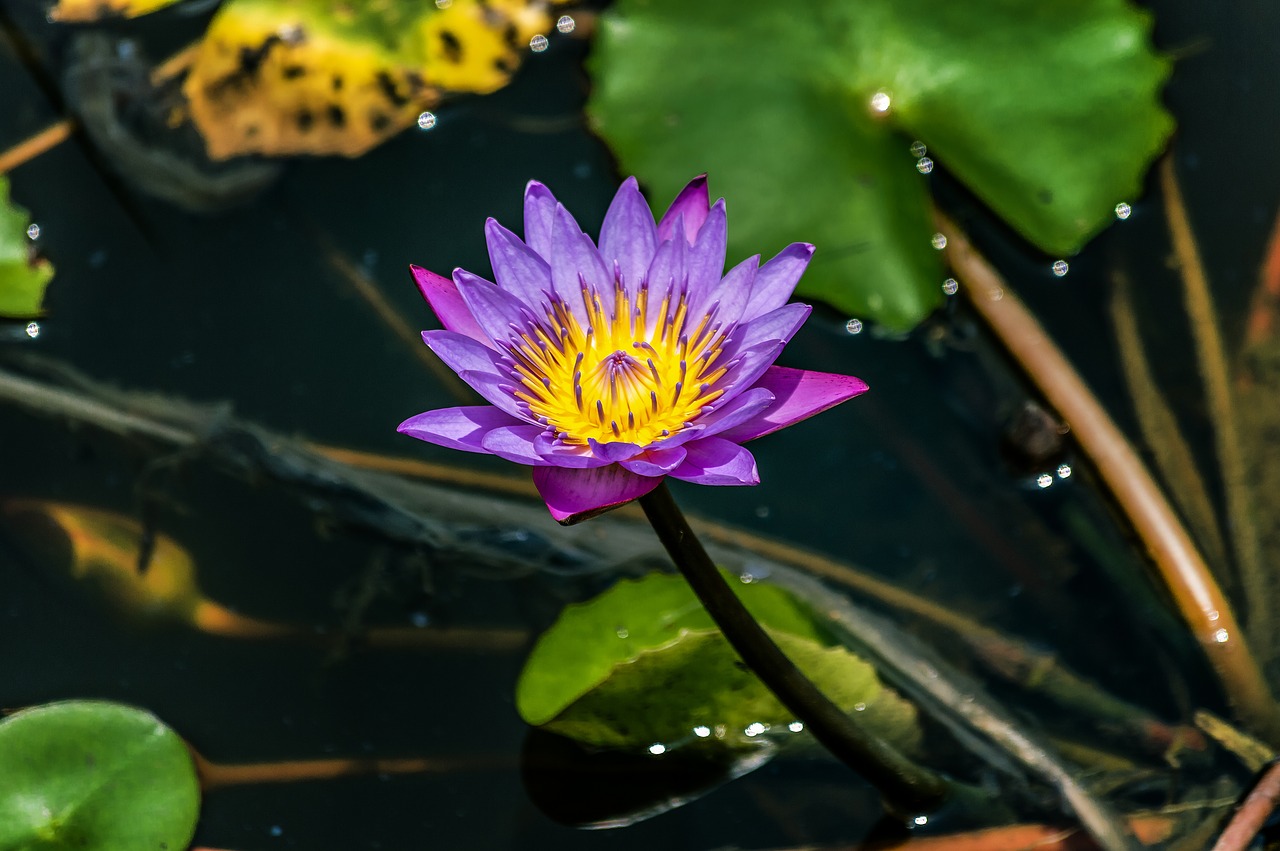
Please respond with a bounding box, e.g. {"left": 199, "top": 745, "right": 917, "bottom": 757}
{"left": 516, "top": 572, "right": 920, "bottom": 753}
{"left": 0, "top": 176, "right": 53, "bottom": 319}
{"left": 49, "top": 0, "right": 183, "bottom": 21}
{"left": 183, "top": 0, "right": 566, "bottom": 159}
{"left": 588, "top": 0, "right": 1172, "bottom": 331}
{"left": 0, "top": 701, "right": 200, "bottom": 851}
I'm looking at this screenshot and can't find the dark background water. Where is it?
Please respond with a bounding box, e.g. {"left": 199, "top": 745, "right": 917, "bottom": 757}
{"left": 1, "top": 0, "right": 1277, "bottom": 847}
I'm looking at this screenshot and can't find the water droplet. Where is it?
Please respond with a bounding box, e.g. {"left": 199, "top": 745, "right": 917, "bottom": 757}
{"left": 930, "top": 232, "right": 947, "bottom": 250}
{"left": 909, "top": 140, "right": 927, "bottom": 158}
{"left": 692, "top": 725, "right": 711, "bottom": 738}
{"left": 738, "top": 572, "right": 755, "bottom": 584}
{"left": 530, "top": 34, "right": 549, "bottom": 52}
{"left": 1115, "top": 202, "right": 1132, "bottom": 220}
{"left": 417, "top": 111, "right": 437, "bottom": 130}
{"left": 648, "top": 742, "right": 666, "bottom": 755}
{"left": 942, "top": 278, "right": 959, "bottom": 295}
{"left": 870, "top": 91, "right": 891, "bottom": 113}
{"left": 615, "top": 626, "right": 629, "bottom": 639}
{"left": 914, "top": 815, "right": 929, "bottom": 826}
{"left": 987, "top": 287, "right": 1004, "bottom": 301}
{"left": 845, "top": 318, "right": 863, "bottom": 335}
{"left": 1213, "top": 628, "right": 1230, "bottom": 643}
{"left": 25, "top": 322, "right": 40, "bottom": 338}
{"left": 787, "top": 721, "right": 804, "bottom": 733}
{"left": 556, "top": 15, "right": 575, "bottom": 33}
{"left": 1056, "top": 463, "right": 1072, "bottom": 479}
{"left": 1208, "top": 609, "right": 1220, "bottom": 622}
{"left": 1051, "top": 259, "right": 1069, "bottom": 277}
{"left": 853, "top": 702, "right": 867, "bottom": 712}
{"left": 434, "top": 0, "right": 451, "bottom": 7}
{"left": 916, "top": 157, "right": 934, "bottom": 174}
{"left": 744, "top": 722, "right": 767, "bottom": 737}
{"left": 26, "top": 224, "right": 39, "bottom": 240}
{"left": 1036, "top": 473, "right": 1053, "bottom": 489}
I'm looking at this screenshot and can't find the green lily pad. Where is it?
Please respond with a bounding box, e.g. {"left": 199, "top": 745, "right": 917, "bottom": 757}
{"left": 0, "top": 176, "right": 53, "bottom": 320}
{"left": 516, "top": 572, "right": 920, "bottom": 753}
{"left": 0, "top": 700, "right": 200, "bottom": 851}
{"left": 587, "top": 0, "right": 1173, "bottom": 332}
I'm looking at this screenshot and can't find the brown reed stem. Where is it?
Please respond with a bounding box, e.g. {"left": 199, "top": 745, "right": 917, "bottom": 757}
{"left": 1211, "top": 760, "right": 1280, "bottom": 851}
{"left": 0, "top": 119, "right": 74, "bottom": 174}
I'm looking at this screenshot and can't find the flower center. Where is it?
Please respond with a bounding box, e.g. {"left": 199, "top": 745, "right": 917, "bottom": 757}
{"left": 508, "top": 281, "right": 728, "bottom": 446}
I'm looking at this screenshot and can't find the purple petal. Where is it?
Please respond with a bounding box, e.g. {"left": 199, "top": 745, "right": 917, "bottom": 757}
{"left": 550, "top": 204, "right": 612, "bottom": 319}
{"left": 693, "top": 254, "right": 758, "bottom": 332}
{"left": 533, "top": 434, "right": 614, "bottom": 468}
{"left": 695, "top": 387, "right": 776, "bottom": 437}
{"left": 587, "top": 439, "right": 644, "bottom": 464}
{"left": 620, "top": 446, "right": 688, "bottom": 476}
{"left": 686, "top": 199, "right": 727, "bottom": 293}
{"left": 642, "top": 226, "right": 687, "bottom": 334}
{"left": 485, "top": 219, "right": 554, "bottom": 309}
{"left": 524, "top": 181, "right": 558, "bottom": 258}
{"left": 742, "top": 243, "right": 815, "bottom": 321}
{"left": 711, "top": 303, "right": 813, "bottom": 392}
{"left": 599, "top": 177, "right": 657, "bottom": 293}
{"left": 421, "top": 330, "right": 528, "bottom": 421}
{"left": 480, "top": 424, "right": 547, "bottom": 465}
{"left": 731, "top": 303, "right": 812, "bottom": 352}
{"left": 533, "top": 464, "right": 663, "bottom": 525}
{"left": 410, "top": 265, "right": 488, "bottom": 344}
{"left": 670, "top": 438, "right": 760, "bottom": 486}
{"left": 657, "top": 175, "right": 709, "bottom": 245}
{"left": 397, "top": 405, "right": 525, "bottom": 453}
{"left": 454, "top": 269, "right": 534, "bottom": 347}
{"left": 719, "top": 366, "right": 870, "bottom": 443}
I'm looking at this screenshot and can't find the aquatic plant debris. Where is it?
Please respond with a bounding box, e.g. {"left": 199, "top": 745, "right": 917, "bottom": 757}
{"left": 398, "top": 175, "right": 869, "bottom": 523}
{"left": 0, "top": 701, "right": 200, "bottom": 851}
{"left": 182, "top": 0, "right": 570, "bottom": 158}
{"left": 48, "top": 0, "right": 182, "bottom": 20}
{"left": 588, "top": 0, "right": 1173, "bottom": 331}
{"left": 0, "top": 176, "right": 53, "bottom": 319}
{"left": 515, "top": 571, "right": 920, "bottom": 753}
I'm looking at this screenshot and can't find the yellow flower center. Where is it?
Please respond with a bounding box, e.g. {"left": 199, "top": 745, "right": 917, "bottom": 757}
{"left": 510, "top": 282, "right": 728, "bottom": 446}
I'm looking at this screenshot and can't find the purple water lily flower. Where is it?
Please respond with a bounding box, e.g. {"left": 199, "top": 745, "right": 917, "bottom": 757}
{"left": 399, "top": 175, "right": 869, "bottom": 524}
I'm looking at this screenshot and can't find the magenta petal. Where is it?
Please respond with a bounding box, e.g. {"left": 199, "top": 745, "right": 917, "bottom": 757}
{"left": 480, "top": 424, "right": 547, "bottom": 465}
{"left": 671, "top": 438, "right": 760, "bottom": 486}
{"left": 550, "top": 204, "right": 612, "bottom": 316}
{"left": 454, "top": 269, "right": 533, "bottom": 346}
{"left": 742, "top": 243, "right": 815, "bottom": 321}
{"left": 719, "top": 366, "right": 870, "bottom": 443}
{"left": 485, "top": 220, "right": 554, "bottom": 308}
{"left": 620, "top": 446, "right": 687, "bottom": 476}
{"left": 524, "top": 181, "right": 558, "bottom": 258}
{"left": 397, "top": 405, "right": 524, "bottom": 453}
{"left": 599, "top": 177, "right": 657, "bottom": 291}
{"left": 421, "top": 330, "right": 527, "bottom": 420}
{"left": 696, "top": 387, "right": 776, "bottom": 437}
{"left": 657, "top": 175, "right": 709, "bottom": 245}
{"left": 533, "top": 464, "right": 663, "bottom": 525}
{"left": 686, "top": 199, "right": 727, "bottom": 293}
{"left": 410, "top": 265, "right": 488, "bottom": 344}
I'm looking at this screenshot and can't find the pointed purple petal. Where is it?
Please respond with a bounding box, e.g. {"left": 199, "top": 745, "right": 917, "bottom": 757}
{"left": 480, "top": 424, "right": 547, "bottom": 465}
{"left": 454, "top": 269, "right": 534, "bottom": 347}
{"left": 533, "top": 464, "right": 663, "bottom": 525}
{"left": 421, "top": 330, "right": 528, "bottom": 421}
{"left": 719, "top": 366, "right": 870, "bottom": 443}
{"left": 620, "top": 446, "right": 688, "bottom": 476}
{"left": 586, "top": 439, "right": 644, "bottom": 464}
{"left": 599, "top": 177, "right": 657, "bottom": 292}
{"left": 686, "top": 199, "right": 727, "bottom": 293}
{"left": 533, "top": 434, "right": 614, "bottom": 468}
{"left": 485, "top": 219, "right": 554, "bottom": 309}
{"left": 550, "top": 204, "right": 613, "bottom": 319}
{"left": 742, "top": 243, "right": 815, "bottom": 321}
{"left": 397, "top": 405, "right": 525, "bottom": 453}
{"left": 524, "top": 181, "right": 558, "bottom": 258}
{"left": 643, "top": 226, "right": 687, "bottom": 334}
{"left": 670, "top": 438, "right": 760, "bottom": 486}
{"left": 695, "top": 387, "right": 776, "bottom": 437}
{"left": 410, "top": 265, "right": 488, "bottom": 344}
{"left": 693, "top": 254, "right": 758, "bottom": 331}
{"left": 731, "top": 303, "right": 812, "bottom": 352}
{"left": 657, "top": 175, "right": 709, "bottom": 245}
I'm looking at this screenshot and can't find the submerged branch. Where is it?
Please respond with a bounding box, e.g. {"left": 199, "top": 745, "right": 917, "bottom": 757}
{"left": 936, "top": 212, "right": 1280, "bottom": 744}
{"left": 1210, "top": 761, "right": 1280, "bottom": 851}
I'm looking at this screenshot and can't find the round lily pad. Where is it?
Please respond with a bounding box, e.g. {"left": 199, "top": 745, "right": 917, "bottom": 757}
{"left": 0, "top": 700, "right": 201, "bottom": 851}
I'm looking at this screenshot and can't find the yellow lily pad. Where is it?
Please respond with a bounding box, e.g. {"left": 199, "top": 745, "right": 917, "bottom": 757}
{"left": 183, "top": 0, "right": 567, "bottom": 159}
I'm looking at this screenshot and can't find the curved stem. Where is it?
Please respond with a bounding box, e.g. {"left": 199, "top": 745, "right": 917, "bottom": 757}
{"left": 1211, "top": 761, "right": 1280, "bottom": 851}
{"left": 638, "top": 481, "right": 948, "bottom": 814}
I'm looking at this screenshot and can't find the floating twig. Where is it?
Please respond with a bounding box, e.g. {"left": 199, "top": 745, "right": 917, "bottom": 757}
{"left": 193, "top": 750, "right": 507, "bottom": 791}
{"left": 0, "top": 119, "right": 75, "bottom": 174}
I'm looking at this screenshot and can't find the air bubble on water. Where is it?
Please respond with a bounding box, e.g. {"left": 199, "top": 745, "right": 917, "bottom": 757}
{"left": 615, "top": 626, "right": 629, "bottom": 639}
{"left": 648, "top": 742, "right": 667, "bottom": 755}
{"left": 845, "top": 318, "right": 863, "bottom": 335}
{"left": 1056, "top": 463, "right": 1072, "bottom": 479}
{"left": 853, "top": 702, "right": 867, "bottom": 712}
{"left": 988, "top": 287, "right": 1004, "bottom": 301}
{"left": 916, "top": 157, "right": 934, "bottom": 174}
{"left": 530, "top": 34, "right": 549, "bottom": 52}
{"left": 1115, "top": 202, "right": 1132, "bottom": 220}
{"left": 870, "top": 91, "right": 891, "bottom": 113}
{"left": 1051, "top": 259, "right": 1069, "bottom": 277}
{"left": 930, "top": 232, "right": 947, "bottom": 250}
{"left": 787, "top": 721, "right": 804, "bottom": 733}
{"left": 417, "top": 112, "right": 437, "bottom": 130}
{"left": 435, "top": 0, "right": 451, "bottom": 7}
{"left": 26, "top": 224, "right": 39, "bottom": 240}
{"left": 738, "top": 572, "right": 755, "bottom": 584}
{"left": 744, "top": 722, "right": 767, "bottom": 737}
{"left": 692, "top": 725, "right": 711, "bottom": 738}
{"left": 914, "top": 816, "right": 929, "bottom": 826}
{"left": 909, "top": 140, "right": 927, "bottom": 158}
{"left": 942, "top": 278, "right": 958, "bottom": 295}
{"left": 556, "top": 15, "right": 575, "bottom": 33}
{"left": 25, "top": 322, "right": 39, "bottom": 339}
{"left": 1214, "top": 628, "right": 1230, "bottom": 643}
{"left": 1036, "top": 473, "right": 1053, "bottom": 489}
{"left": 1207, "top": 609, "right": 1220, "bottom": 622}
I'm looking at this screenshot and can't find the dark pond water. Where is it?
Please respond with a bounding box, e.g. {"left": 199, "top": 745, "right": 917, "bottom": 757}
{"left": 2, "top": 0, "right": 1279, "bottom": 848}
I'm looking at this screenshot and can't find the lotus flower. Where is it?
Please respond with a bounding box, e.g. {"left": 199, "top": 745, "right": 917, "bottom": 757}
{"left": 399, "top": 176, "right": 868, "bottom": 524}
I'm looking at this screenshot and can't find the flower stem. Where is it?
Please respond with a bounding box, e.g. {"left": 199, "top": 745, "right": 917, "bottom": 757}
{"left": 637, "top": 481, "right": 948, "bottom": 814}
